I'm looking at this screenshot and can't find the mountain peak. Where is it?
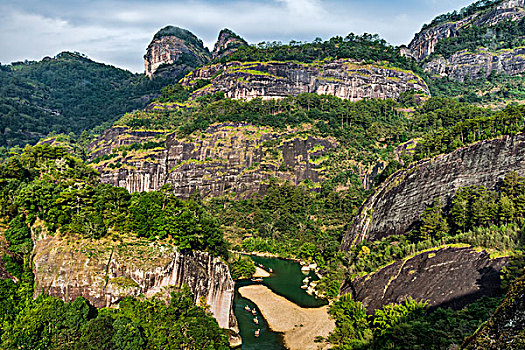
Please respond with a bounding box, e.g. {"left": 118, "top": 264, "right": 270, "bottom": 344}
{"left": 211, "top": 28, "right": 247, "bottom": 61}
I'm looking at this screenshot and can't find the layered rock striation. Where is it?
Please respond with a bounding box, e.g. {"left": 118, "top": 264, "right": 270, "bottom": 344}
{"left": 144, "top": 26, "right": 211, "bottom": 78}
{"left": 424, "top": 47, "right": 525, "bottom": 81}
{"left": 407, "top": 0, "right": 525, "bottom": 61}
{"left": 88, "top": 124, "right": 336, "bottom": 198}
{"left": 341, "top": 247, "right": 507, "bottom": 313}
{"left": 341, "top": 134, "right": 525, "bottom": 250}
{"left": 211, "top": 29, "right": 247, "bottom": 61}
{"left": 33, "top": 236, "right": 238, "bottom": 333}
{"left": 180, "top": 60, "right": 429, "bottom": 102}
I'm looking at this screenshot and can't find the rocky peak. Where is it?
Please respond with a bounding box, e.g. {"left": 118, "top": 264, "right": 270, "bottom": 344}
{"left": 144, "top": 25, "right": 211, "bottom": 78}
{"left": 211, "top": 28, "right": 247, "bottom": 61}
{"left": 407, "top": 0, "right": 525, "bottom": 61}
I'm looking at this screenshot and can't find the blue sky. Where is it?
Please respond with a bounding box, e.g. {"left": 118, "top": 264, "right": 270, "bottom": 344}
{"left": 0, "top": 0, "right": 474, "bottom": 73}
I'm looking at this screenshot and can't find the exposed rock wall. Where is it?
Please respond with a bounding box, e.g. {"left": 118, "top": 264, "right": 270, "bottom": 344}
{"left": 211, "top": 29, "right": 247, "bottom": 61}
{"left": 33, "top": 236, "right": 238, "bottom": 333}
{"left": 341, "top": 134, "right": 525, "bottom": 250}
{"left": 89, "top": 124, "right": 336, "bottom": 198}
{"left": 180, "top": 60, "right": 429, "bottom": 102}
{"left": 424, "top": 47, "right": 525, "bottom": 81}
{"left": 341, "top": 247, "right": 507, "bottom": 313}
{"left": 144, "top": 26, "right": 210, "bottom": 78}
{"left": 462, "top": 274, "right": 525, "bottom": 349}
{"left": 407, "top": 0, "right": 525, "bottom": 61}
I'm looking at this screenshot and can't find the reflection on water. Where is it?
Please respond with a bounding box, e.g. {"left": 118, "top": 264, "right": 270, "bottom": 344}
{"left": 233, "top": 255, "right": 327, "bottom": 349}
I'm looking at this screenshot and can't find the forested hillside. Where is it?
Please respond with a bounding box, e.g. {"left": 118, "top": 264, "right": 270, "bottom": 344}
{"left": 0, "top": 52, "right": 170, "bottom": 148}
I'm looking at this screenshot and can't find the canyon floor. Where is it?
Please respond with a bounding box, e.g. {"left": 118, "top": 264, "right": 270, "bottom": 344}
{"left": 238, "top": 285, "right": 334, "bottom": 350}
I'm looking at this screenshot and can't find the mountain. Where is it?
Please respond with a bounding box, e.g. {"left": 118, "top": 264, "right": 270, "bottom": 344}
{"left": 211, "top": 28, "right": 247, "bottom": 61}
{"left": 0, "top": 52, "right": 169, "bottom": 148}
{"left": 144, "top": 26, "right": 211, "bottom": 78}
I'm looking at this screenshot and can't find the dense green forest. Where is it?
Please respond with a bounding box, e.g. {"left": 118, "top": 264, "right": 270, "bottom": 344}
{"left": 420, "top": 0, "right": 504, "bottom": 30}
{"left": 0, "top": 52, "right": 170, "bottom": 148}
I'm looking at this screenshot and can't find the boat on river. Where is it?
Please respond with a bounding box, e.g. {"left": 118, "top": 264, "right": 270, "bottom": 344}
{"left": 254, "top": 329, "right": 260, "bottom": 337}
{"left": 251, "top": 277, "right": 263, "bottom": 282}
{"left": 244, "top": 305, "right": 251, "bottom": 312}
{"left": 252, "top": 309, "right": 257, "bottom": 315}
{"left": 253, "top": 317, "right": 259, "bottom": 325}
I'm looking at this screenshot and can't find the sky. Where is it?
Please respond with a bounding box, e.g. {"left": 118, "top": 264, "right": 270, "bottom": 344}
{"left": 0, "top": 0, "right": 475, "bottom": 73}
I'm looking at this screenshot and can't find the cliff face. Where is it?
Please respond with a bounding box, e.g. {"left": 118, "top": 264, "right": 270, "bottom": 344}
{"left": 88, "top": 124, "right": 336, "bottom": 198}
{"left": 211, "top": 29, "right": 247, "bottom": 61}
{"left": 424, "top": 47, "right": 525, "bottom": 81}
{"left": 341, "top": 246, "right": 507, "bottom": 313}
{"left": 32, "top": 236, "right": 238, "bottom": 333}
{"left": 462, "top": 274, "right": 525, "bottom": 349}
{"left": 180, "top": 60, "right": 429, "bottom": 102}
{"left": 341, "top": 134, "right": 525, "bottom": 250}
{"left": 407, "top": 0, "right": 525, "bottom": 61}
{"left": 144, "top": 26, "right": 211, "bottom": 78}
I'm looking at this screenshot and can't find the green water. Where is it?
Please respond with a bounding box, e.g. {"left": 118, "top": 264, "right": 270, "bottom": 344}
{"left": 233, "top": 256, "right": 327, "bottom": 349}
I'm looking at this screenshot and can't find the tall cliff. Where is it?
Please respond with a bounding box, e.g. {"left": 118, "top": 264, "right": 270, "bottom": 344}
{"left": 211, "top": 29, "right": 247, "bottom": 61}
{"left": 144, "top": 26, "right": 211, "bottom": 78}
{"left": 407, "top": 0, "right": 525, "bottom": 61}
{"left": 341, "top": 134, "right": 525, "bottom": 250}
{"left": 341, "top": 246, "right": 507, "bottom": 313}
{"left": 88, "top": 123, "right": 336, "bottom": 198}
{"left": 180, "top": 60, "right": 429, "bottom": 102}
{"left": 424, "top": 47, "right": 525, "bottom": 81}
{"left": 462, "top": 274, "right": 525, "bottom": 349}
{"left": 32, "top": 235, "right": 238, "bottom": 335}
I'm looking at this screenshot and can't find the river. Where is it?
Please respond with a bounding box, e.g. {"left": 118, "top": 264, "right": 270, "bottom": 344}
{"left": 233, "top": 255, "right": 327, "bottom": 349}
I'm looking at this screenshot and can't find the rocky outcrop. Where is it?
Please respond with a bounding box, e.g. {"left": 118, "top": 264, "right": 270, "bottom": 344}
{"left": 144, "top": 26, "right": 211, "bottom": 78}
{"left": 407, "top": 0, "right": 525, "bottom": 61}
{"left": 33, "top": 236, "right": 238, "bottom": 335}
{"left": 424, "top": 47, "right": 525, "bottom": 81}
{"left": 341, "top": 246, "right": 507, "bottom": 313}
{"left": 211, "top": 28, "right": 247, "bottom": 61}
{"left": 180, "top": 60, "right": 429, "bottom": 102}
{"left": 88, "top": 124, "right": 336, "bottom": 198}
{"left": 341, "top": 134, "right": 525, "bottom": 250}
{"left": 462, "top": 274, "right": 525, "bottom": 349}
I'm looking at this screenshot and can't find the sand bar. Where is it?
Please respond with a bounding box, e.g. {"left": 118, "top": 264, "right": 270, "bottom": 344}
{"left": 252, "top": 266, "right": 271, "bottom": 278}
{"left": 239, "top": 285, "right": 334, "bottom": 350}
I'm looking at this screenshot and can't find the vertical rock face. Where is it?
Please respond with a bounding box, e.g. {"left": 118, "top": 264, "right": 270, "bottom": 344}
{"left": 88, "top": 124, "right": 337, "bottom": 198}
{"left": 211, "top": 28, "right": 247, "bottom": 61}
{"left": 33, "top": 236, "right": 238, "bottom": 332}
{"left": 144, "top": 26, "right": 211, "bottom": 78}
{"left": 424, "top": 47, "right": 525, "bottom": 81}
{"left": 341, "top": 134, "right": 525, "bottom": 250}
{"left": 181, "top": 60, "right": 429, "bottom": 102}
{"left": 407, "top": 0, "right": 525, "bottom": 61}
{"left": 341, "top": 247, "right": 508, "bottom": 313}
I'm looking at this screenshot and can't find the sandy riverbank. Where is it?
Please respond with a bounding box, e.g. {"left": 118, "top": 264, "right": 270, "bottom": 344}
{"left": 239, "top": 285, "right": 334, "bottom": 350}
{"left": 252, "top": 266, "right": 271, "bottom": 278}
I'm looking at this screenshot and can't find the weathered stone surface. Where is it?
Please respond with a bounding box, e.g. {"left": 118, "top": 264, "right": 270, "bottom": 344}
{"left": 424, "top": 47, "right": 525, "bottom": 81}
{"left": 144, "top": 26, "right": 211, "bottom": 78}
{"left": 211, "top": 28, "right": 247, "bottom": 61}
{"left": 88, "top": 123, "right": 337, "bottom": 199}
{"left": 341, "top": 134, "right": 525, "bottom": 250}
{"left": 341, "top": 247, "right": 507, "bottom": 313}
{"left": 407, "top": 0, "right": 525, "bottom": 61}
{"left": 462, "top": 274, "right": 525, "bottom": 349}
{"left": 180, "top": 60, "right": 429, "bottom": 102}
{"left": 0, "top": 233, "right": 14, "bottom": 281}
{"left": 33, "top": 236, "right": 238, "bottom": 333}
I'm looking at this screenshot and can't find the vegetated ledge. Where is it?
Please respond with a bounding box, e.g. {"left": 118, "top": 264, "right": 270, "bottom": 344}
{"left": 180, "top": 59, "right": 430, "bottom": 102}
{"left": 340, "top": 246, "right": 508, "bottom": 313}
{"left": 341, "top": 133, "right": 525, "bottom": 250}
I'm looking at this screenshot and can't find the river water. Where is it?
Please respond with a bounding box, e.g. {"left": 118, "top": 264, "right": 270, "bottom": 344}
{"left": 233, "top": 255, "right": 327, "bottom": 349}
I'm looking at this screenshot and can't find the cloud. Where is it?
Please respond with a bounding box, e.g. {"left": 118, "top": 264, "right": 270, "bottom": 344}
{"left": 0, "top": 0, "right": 476, "bottom": 73}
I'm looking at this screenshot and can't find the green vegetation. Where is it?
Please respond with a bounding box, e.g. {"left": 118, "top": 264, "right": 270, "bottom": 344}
{"left": 0, "top": 52, "right": 171, "bottom": 147}
{"left": 228, "top": 255, "right": 256, "bottom": 280}
{"left": 220, "top": 33, "right": 423, "bottom": 74}
{"left": 0, "top": 144, "right": 228, "bottom": 258}
{"left": 327, "top": 293, "right": 502, "bottom": 349}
